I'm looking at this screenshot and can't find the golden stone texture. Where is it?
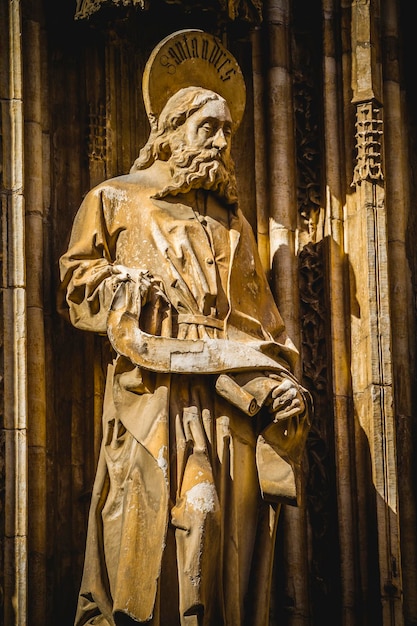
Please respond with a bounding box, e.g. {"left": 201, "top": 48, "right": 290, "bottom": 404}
{"left": 58, "top": 33, "right": 312, "bottom": 625}
{"left": 3, "top": 1, "right": 417, "bottom": 625}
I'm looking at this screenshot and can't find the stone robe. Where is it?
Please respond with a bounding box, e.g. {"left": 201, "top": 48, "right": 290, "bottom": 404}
{"left": 59, "top": 170, "right": 311, "bottom": 626}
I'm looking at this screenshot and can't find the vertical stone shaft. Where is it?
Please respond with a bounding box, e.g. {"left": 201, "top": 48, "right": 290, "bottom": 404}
{"left": 266, "top": 0, "right": 310, "bottom": 623}
{"left": 341, "top": 1, "right": 372, "bottom": 620}
{"left": 322, "top": 1, "right": 357, "bottom": 623}
{"left": 350, "top": 0, "right": 403, "bottom": 623}
{"left": 22, "top": 6, "right": 47, "bottom": 624}
{"left": 0, "top": 1, "right": 28, "bottom": 625}
{"left": 251, "top": 27, "right": 270, "bottom": 274}
{"left": 382, "top": 0, "right": 417, "bottom": 623}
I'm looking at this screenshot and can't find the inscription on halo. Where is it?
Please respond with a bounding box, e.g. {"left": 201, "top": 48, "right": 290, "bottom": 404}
{"left": 142, "top": 29, "right": 246, "bottom": 131}
{"left": 159, "top": 33, "right": 237, "bottom": 82}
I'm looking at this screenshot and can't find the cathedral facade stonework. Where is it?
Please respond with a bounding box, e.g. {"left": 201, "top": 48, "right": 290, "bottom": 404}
{"left": 1, "top": 1, "right": 416, "bottom": 625}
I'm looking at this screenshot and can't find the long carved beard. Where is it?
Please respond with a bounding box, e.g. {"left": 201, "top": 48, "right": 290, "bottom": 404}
{"left": 154, "top": 143, "right": 238, "bottom": 205}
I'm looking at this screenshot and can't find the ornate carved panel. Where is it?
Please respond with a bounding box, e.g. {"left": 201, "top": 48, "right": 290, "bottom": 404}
{"left": 75, "top": 0, "right": 147, "bottom": 20}
{"left": 353, "top": 101, "right": 384, "bottom": 185}
{"left": 292, "top": 2, "right": 322, "bottom": 244}
{"left": 75, "top": 0, "right": 262, "bottom": 23}
{"left": 294, "top": 72, "right": 322, "bottom": 242}
{"left": 299, "top": 241, "right": 340, "bottom": 617}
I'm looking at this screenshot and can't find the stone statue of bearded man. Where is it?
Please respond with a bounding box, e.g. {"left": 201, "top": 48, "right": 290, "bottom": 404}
{"left": 131, "top": 86, "right": 238, "bottom": 206}
{"left": 59, "top": 34, "right": 311, "bottom": 626}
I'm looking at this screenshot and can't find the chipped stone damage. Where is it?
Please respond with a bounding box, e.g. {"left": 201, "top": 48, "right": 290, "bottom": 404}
{"left": 185, "top": 481, "right": 217, "bottom": 514}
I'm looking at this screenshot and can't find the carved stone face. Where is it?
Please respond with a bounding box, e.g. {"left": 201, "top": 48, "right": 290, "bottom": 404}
{"left": 154, "top": 97, "right": 238, "bottom": 204}
{"left": 179, "top": 98, "right": 233, "bottom": 157}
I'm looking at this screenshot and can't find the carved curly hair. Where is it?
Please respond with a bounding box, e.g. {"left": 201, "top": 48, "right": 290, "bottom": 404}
{"left": 130, "top": 87, "right": 225, "bottom": 172}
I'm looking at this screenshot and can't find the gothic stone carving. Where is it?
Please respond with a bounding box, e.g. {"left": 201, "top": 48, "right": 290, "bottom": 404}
{"left": 353, "top": 100, "right": 384, "bottom": 185}
{"left": 59, "top": 31, "right": 311, "bottom": 626}
{"left": 75, "top": 0, "right": 263, "bottom": 23}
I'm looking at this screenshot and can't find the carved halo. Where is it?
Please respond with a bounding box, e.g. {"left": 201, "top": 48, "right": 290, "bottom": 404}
{"left": 142, "top": 29, "right": 246, "bottom": 132}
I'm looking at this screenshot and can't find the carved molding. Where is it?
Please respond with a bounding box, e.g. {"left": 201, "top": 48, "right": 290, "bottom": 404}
{"left": 75, "top": 0, "right": 262, "bottom": 22}
{"left": 294, "top": 70, "right": 322, "bottom": 242}
{"left": 299, "top": 242, "right": 327, "bottom": 395}
{"left": 75, "top": 0, "right": 146, "bottom": 19}
{"left": 292, "top": 15, "right": 322, "bottom": 243}
{"left": 299, "top": 241, "right": 340, "bottom": 611}
{"left": 353, "top": 100, "right": 384, "bottom": 185}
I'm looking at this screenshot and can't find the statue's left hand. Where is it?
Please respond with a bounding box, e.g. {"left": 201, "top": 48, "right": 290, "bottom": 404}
{"left": 267, "top": 377, "right": 305, "bottom": 421}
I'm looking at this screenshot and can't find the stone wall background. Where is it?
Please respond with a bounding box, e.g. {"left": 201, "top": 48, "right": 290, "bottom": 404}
{"left": 1, "top": 0, "right": 417, "bottom": 624}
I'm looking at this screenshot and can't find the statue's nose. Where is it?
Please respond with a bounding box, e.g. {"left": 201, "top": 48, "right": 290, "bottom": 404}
{"left": 212, "top": 129, "right": 227, "bottom": 150}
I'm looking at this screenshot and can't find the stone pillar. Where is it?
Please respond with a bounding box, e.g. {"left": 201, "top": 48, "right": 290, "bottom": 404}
{"left": 382, "top": 0, "right": 417, "bottom": 622}
{"left": 349, "top": 0, "right": 403, "bottom": 623}
{"left": 322, "top": 1, "right": 358, "bottom": 623}
{"left": 0, "top": 1, "right": 28, "bottom": 624}
{"left": 23, "top": 2, "right": 48, "bottom": 622}
{"left": 251, "top": 27, "right": 270, "bottom": 274}
{"left": 266, "top": 0, "right": 310, "bottom": 622}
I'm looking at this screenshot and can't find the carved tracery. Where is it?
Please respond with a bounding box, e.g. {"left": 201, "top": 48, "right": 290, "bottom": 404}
{"left": 75, "top": 0, "right": 263, "bottom": 22}
{"left": 299, "top": 241, "right": 339, "bottom": 617}
{"left": 294, "top": 70, "right": 322, "bottom": 242}
{"left": 353, "top": 100, "right": 384, "bottom": 185}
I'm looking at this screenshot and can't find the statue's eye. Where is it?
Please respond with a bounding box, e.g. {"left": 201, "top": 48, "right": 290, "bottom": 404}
{"left": 201, "top": 122, "right": 214, "bottom": 134}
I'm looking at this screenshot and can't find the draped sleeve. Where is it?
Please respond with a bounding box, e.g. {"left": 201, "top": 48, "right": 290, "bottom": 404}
{"left": 58, "top": 185, "right": 121, "bottom": 333}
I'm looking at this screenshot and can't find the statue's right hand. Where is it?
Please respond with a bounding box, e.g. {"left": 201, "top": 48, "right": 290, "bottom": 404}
{"left": 111, "top": 265, "right": 153, "bottom": 287}
{"left": 110, "top": 265, "right": 170, "bottom": 315}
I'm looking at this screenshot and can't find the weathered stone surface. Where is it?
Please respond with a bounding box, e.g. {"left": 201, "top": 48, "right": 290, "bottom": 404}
{"left": 2, "top": 1, "right": 417, "bottom": 624}
{"left": 59, "top": 31, "right": 312, "bottom": 625}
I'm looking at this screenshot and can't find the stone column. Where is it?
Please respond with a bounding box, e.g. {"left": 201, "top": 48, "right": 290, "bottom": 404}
{"left": 251, "top": 27, "right": 270, "bottom": 274}
{"left": 23, "top": 2, "right": 48, "bottom": 622}
{"left": 266, "top": 0, "right": 310, "bottom": 622}
{"left": 349, "top": 0, "right": 403, "bottom": 623}
{"left": 0, "top": 1, "right": 28, "bottom": 624}
{"left": 382, "top": 0, "right": 417, "bottom": 622}
{"left": 322, "top": 1, "right": 358, "bottom": 623}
